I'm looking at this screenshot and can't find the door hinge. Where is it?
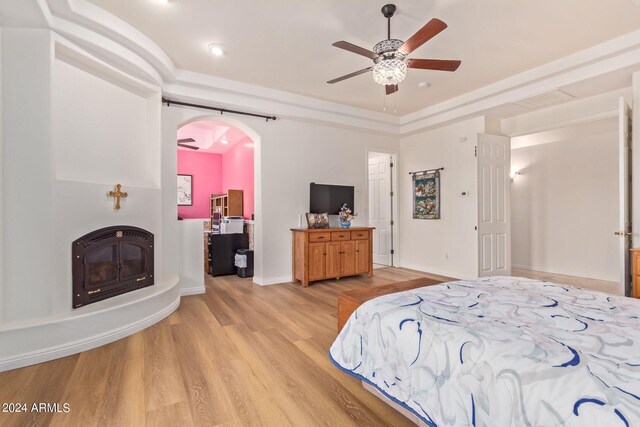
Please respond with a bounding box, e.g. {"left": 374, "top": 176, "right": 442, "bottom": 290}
{"left": 390, "top": 220, "right": 394, "bottom": 226}
{"left": 390, "top": 249, "right": 395, "bottom": 255}
{"left": 390, "top": 162, "right": 394, "bottom": 168}
{"left": 390, "top": 191, "right": 394, "bottom": 197}
{"left": 474, "top": 226, "right": 478, "bottom": 230}
{"left": 474, "top": 146, "right": 477, "bottom": 157}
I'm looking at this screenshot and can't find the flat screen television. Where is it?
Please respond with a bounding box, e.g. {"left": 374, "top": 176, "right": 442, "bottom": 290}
{"left": 310, "top": 183, "right": 354, "bottom": 214}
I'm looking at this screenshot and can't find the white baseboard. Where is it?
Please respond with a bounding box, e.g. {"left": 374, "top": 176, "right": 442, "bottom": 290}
{"left": 253, "top": 275, "right": 293, "bottom": 286}
{"left": 179, "top": 277, "right": 206, "bottom": 296}
{"left": 180, "top": 286, "right": 206, "bottom": 296}
{"left": 511, "top": 263, "right": 532, "bottom": 270}
{"left": 398, "top": 262, "right": 474, "bottom": 281}
{"left": 510, "top": 264, "right": 617, "bottom": 283}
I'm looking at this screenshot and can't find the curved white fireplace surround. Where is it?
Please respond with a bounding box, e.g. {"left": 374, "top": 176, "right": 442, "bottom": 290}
{"left": 1, "top": 0, "right": 640, "bottom": 371}
{"left": 0, "top": 277, "right": 179, "bottom": 371}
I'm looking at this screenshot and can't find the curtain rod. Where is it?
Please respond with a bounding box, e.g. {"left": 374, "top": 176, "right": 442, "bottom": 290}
{"left": 409, "top": 167, "right": 444, "bottom": 175}
{"left": 162, "top": 97, "right": 277, "bottom": 122}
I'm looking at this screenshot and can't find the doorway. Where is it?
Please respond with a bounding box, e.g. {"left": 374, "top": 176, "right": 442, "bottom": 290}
{"left": 367, "top": 151, "right": 397, "bottom": 267}
{"left": 176, "top": 119, "right": 256, "bottom": 279}
{"left": 509, "top": 115, "right": 626, "bottom": 295}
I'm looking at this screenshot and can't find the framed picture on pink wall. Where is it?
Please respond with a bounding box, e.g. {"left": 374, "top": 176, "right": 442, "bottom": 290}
{"left": 177, "top": 174, "right": 193, "bottom": 206}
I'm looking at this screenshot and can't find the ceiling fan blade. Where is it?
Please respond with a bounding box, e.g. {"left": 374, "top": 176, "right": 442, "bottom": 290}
{"left": 385, "top": 84, "right": 399, "bottom": 95}
{"left": 398, "top": 18, "right": 448, "bottom": 55}
{"left": 177, "top": 143, "right": 199, "bottom": 150}
{"left": 332, "top": 41, "right": 378, "bottom": 59}
{"left": 407, "top": 59, "right": 461, "bottom": 71}
{"left": 177, "top": 138, "right": 195, "bottom": 143}
{"left": 327, "top": 67, "right": 373, "bottom": 84}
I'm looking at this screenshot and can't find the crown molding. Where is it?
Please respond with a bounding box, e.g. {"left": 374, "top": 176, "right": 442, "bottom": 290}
{"left": 7, "top": 0, "right": 640, "bottom": 136}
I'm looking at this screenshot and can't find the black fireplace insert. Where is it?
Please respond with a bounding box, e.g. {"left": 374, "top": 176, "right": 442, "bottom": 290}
{"left": 72, "top": 225, "right": 154, "bottom": 308}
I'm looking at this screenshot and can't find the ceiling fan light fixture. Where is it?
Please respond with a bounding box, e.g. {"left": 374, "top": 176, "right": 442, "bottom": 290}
{"left": 208, "top": 44, "right": 224, "bottom": 56}
{"left": 372, "top": 58, "right": 407, "bottom": 85}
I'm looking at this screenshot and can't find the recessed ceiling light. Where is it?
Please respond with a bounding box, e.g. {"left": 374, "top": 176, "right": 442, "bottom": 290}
{"left": 221, "top": 138, "right": 228, "bottom": 144}
{"left": 418, "top": 81, "right": 431, "bottom": 89}
{"left": 208, "top": 44, "right": 224, "bottom": 57}
{"left": 154, "top": 0, "right": 169, "bottom": 4}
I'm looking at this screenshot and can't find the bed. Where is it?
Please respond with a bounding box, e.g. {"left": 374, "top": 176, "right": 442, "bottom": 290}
{"left": 329, "top": 276, "right": 640, "bottom": 426}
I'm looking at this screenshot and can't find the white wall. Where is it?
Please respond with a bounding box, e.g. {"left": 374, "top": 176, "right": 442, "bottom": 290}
{"left": 2, "top": 29, "right": 55, "bottom": 321}
{"left": 398, "top": 117, "right": 486, "bottom": 279}
{"left": 259, "top": 120, "right": 399, "bottom": 283}
{"left": 52, "top": 57, "right": 156, "bottom": 187}
{"left": 511, "top": 130, "right": 619, "bottom": 281}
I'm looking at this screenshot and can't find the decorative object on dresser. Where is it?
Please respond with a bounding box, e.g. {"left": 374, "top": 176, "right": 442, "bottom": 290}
{"left": 338, "top": 203, "right": 357, "bottom": 228}
{"left": 631, "top": 248, "right": 640, "bottom": 298}
{"left": 291, "top": 227, "right": 374, "bottom": 287}
{"left": 305, "top": 212, "right": 330, "bottom": 229}
{"left": 211, "top": 189, "right": 243, "bottom": 218}
{"left": 177, "top": 174, "right": 193, "bottom": 206}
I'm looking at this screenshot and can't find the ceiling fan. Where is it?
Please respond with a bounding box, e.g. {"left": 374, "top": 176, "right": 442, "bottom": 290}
{"left": 327, "top": 4, "right": 461, "bottom": 95}
{"left": 177, "top": 138, "right": 199, "bottom": 150}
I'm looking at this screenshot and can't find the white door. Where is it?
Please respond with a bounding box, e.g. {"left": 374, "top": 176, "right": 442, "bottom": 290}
{"left": 617, "top": 97, "right": 632, "bottom": 296}
{"left": 477, "top": 134, "right": 511, "bottom": 276}
{"left": 368, "top": 154, "right": 392, "bottom": 266}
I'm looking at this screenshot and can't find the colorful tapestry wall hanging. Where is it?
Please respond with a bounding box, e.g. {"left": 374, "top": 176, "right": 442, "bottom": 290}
{"left": 412, "top": 169, "right": 441, "bottom": 219}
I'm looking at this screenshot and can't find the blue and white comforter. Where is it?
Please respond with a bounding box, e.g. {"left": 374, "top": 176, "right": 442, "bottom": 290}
{"left": 329, "top": 277, "right": 640, "bottom": 426}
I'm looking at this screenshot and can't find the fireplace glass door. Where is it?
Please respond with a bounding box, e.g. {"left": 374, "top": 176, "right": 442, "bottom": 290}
{"left": 120, "top": 243, "right": 146, "bottom": 280}
{"left": 86, "top": 243, "right": 119, "bottom": 288}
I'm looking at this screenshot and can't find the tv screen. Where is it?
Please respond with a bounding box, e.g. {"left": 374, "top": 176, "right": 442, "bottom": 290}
{"left": 310, "top": 183, "right": 354, "bottom": 214}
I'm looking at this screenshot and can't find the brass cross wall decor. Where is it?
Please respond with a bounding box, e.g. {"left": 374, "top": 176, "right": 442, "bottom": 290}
{"left": 107, "top": 184, "right": 128, "bottom": 210}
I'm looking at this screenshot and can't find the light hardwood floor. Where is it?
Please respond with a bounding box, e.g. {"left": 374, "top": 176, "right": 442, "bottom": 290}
{"left": 512, "top": 267, "right": 621, "bottom": 295}
{"left": 0, "top": 267, "right": 438, "bottom": 427}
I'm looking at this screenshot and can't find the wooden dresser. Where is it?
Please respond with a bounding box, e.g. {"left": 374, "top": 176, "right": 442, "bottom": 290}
{"left": 291, "top": 227, "right": 374, "bottom": 287}
{"left": 631, "top": 248, "right": 640, "bottom": 298}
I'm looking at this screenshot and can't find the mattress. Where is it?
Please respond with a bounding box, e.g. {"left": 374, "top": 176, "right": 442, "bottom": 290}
{"left": 329, "top": 276, "right": 640, "bottom": 426}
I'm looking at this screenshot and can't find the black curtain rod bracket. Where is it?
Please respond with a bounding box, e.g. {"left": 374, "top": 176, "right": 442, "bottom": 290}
{"left": 162, "top": 97, "right": 276, "bottom": 122}
{"left": 409, "top": 167, "right": 445, "bottom": 175}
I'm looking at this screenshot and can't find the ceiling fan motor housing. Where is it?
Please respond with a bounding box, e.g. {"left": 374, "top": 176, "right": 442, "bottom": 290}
{"left": 373, "top": 39, "right": 405, "bottom": 59}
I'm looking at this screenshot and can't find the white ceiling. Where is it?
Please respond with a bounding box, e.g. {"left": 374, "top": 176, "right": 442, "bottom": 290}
{"left": 86, "top": 0, "right": 640, "bottom": 115}
{"left": 177, "top": 120, "right": 253, "bottom": 154}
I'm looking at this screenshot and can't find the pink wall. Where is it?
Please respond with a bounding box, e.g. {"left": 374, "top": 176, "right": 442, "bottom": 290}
{"left": 222, "top": 140, "right": 254, "bottom": 219}
{"left": 177, "top": 151, "right": 222, "bottom": 219}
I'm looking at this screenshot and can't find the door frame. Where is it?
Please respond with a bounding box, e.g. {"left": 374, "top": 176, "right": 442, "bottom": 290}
{"left": 366, "top": 149, "right": 399, "bottom": 267}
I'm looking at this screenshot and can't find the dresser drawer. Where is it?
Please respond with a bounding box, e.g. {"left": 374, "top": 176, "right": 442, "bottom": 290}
{"left": 351, "top": 230, "right": 369, "bottom": 240}
{"left": 309, "top": 232, "right": 331, "bottom": 243}
{"left": 331, "top": 231, "right": 350, "bottom": 241}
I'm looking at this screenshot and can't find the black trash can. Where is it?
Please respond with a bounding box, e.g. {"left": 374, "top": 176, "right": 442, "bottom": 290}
{"left": 235, "top": 249, "right": 254, "bottom": 278}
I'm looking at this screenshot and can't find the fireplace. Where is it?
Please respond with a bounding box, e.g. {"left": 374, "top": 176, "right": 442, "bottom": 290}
{"left": 72, "top": 226, "right": 154, "bottom": 308}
